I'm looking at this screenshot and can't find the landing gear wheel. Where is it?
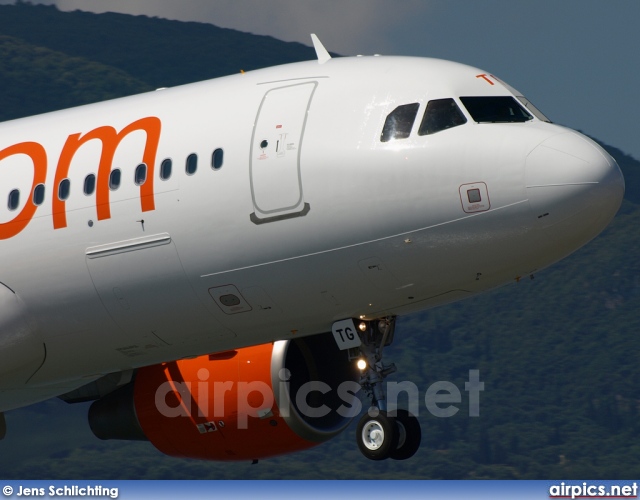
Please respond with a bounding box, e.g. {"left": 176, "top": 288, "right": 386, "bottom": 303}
{"left": 389, "top": 409, "right": 421, "bottom": 460}
{"left": 356, "top": 410, "right": 399, "bottom": 461}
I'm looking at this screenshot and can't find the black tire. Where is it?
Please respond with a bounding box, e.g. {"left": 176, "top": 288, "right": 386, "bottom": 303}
{"left": 389, "top": 409, "right": 421, "bottom": 460}
{"left": 356, "top": 410, "right": 399, "bottom": 461}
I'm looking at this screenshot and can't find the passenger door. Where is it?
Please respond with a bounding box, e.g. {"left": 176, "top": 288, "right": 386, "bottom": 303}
{"left": 249, "top": 82, "right": 316, "bottom": 224}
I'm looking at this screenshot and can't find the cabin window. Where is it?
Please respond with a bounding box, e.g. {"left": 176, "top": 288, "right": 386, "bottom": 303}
{"left": 33, "top": 184, "right": 45, "bottom": 206}
{"left": 381, "top": 103, "right": 420, "bottom": 142}
{"left": 84, "top": 174, "right": 96, "bottom": 196}
{"left": 459, "top": 96, "right": 533, "bottom": 123}
{"left": 7, "top": 189, "right": 19, "bottom": 211}
{"left": 58, "top": 179, "right": 70, "bottom": 201}
{"left": 160, "top": 158, "right": 172, "bottom": 180}
{"left": 186, "top": 153, "right": 198, "bottom": 175}
{"left": 109, "top": 169, "right": 121, "bottom": 190}
{"left": 135, "top": 163, "right": 147, "bottom": 186}
{"left": 212, "top": 148, "right": 224, "bottom": 170}
{"left": 418, "top": 98, "right": 467, "bottom": 135}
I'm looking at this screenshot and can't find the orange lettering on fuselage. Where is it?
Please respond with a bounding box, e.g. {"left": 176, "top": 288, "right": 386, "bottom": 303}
{"left": 0, "top": 117, "right": 161, "bottom": 240}
{"left": 0, "top": 142, "right": 47, "bottom": 240}
{"left": 53, "top": 116, "right": 162, "bottom": 229}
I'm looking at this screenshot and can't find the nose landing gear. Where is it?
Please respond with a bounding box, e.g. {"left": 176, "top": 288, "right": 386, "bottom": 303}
{"left": 354, "top": 317, "right": 421, "bottom": 460}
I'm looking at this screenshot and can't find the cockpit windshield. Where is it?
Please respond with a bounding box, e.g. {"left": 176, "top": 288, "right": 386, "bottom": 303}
{"left": 515, "top": 96, "right": 551, "bottom": 122}
{"left": 459, "top": 96, "right": 533, "bottom": 123}
{"left": 487, "top": 74, "right": 552, "bottom": 122}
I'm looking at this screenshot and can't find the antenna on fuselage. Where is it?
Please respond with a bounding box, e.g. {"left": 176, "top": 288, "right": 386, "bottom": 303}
{"left": 311, "top": 34, "right": 331, "bottom": 64}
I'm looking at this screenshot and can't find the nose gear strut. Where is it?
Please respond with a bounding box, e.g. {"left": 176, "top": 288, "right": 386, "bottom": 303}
{"left": 353, "top": 317, "right": 421, "bottom": 460}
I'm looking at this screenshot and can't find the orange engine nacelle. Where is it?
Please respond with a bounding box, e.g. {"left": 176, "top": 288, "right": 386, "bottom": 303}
{"left": 88, "top": 333, "right": 360, "bottom": 461}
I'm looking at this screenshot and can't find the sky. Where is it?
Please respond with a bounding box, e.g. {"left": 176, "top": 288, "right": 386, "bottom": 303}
{"left": 7, "top": 0, "right": 639, "bottom": 161}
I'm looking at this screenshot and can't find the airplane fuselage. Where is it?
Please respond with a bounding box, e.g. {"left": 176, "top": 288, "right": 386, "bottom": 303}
{"left": 0, "top": 55, "right": 624, "bottom": 412}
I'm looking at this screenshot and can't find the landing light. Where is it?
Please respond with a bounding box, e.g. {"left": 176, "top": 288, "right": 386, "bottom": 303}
{"left": 357, "top": 359, "right": 367, "bottom": 371}
{"left": 358, "top": 322, "right": 367, "bottom": 332}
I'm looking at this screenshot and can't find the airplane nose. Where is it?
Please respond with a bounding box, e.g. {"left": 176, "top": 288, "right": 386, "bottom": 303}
{"left": 526, "top": 131, "right": 624, "bottom": 253}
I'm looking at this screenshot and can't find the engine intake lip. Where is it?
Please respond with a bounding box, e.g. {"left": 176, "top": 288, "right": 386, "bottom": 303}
{"left": 271, "top": 334, "right": 359, "bottom": 443}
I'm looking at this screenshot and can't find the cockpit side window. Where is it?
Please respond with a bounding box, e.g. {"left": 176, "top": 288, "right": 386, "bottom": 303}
{"left": 381, "top": 103, "right": 420, "bottom": 142}
{"left": 418, "top": 98, "right": 467, "bottom": 136}
{"left": 460, "top": 96, "right": 533, "bottom": 123}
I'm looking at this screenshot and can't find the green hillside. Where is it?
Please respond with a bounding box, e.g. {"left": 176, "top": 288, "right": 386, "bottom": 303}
{"left": 0, "top": 2, "right": 638, "bottom": 480}
{"left": 0, "top": 2, "right": 319, "bottom": 98}
{"left": 0, "top": 35, "right": 151, "bottom": 121}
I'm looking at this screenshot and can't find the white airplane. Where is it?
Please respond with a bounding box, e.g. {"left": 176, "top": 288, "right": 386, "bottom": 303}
{"left": 0, "top": 36, "right": 624, "bottom": 462}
